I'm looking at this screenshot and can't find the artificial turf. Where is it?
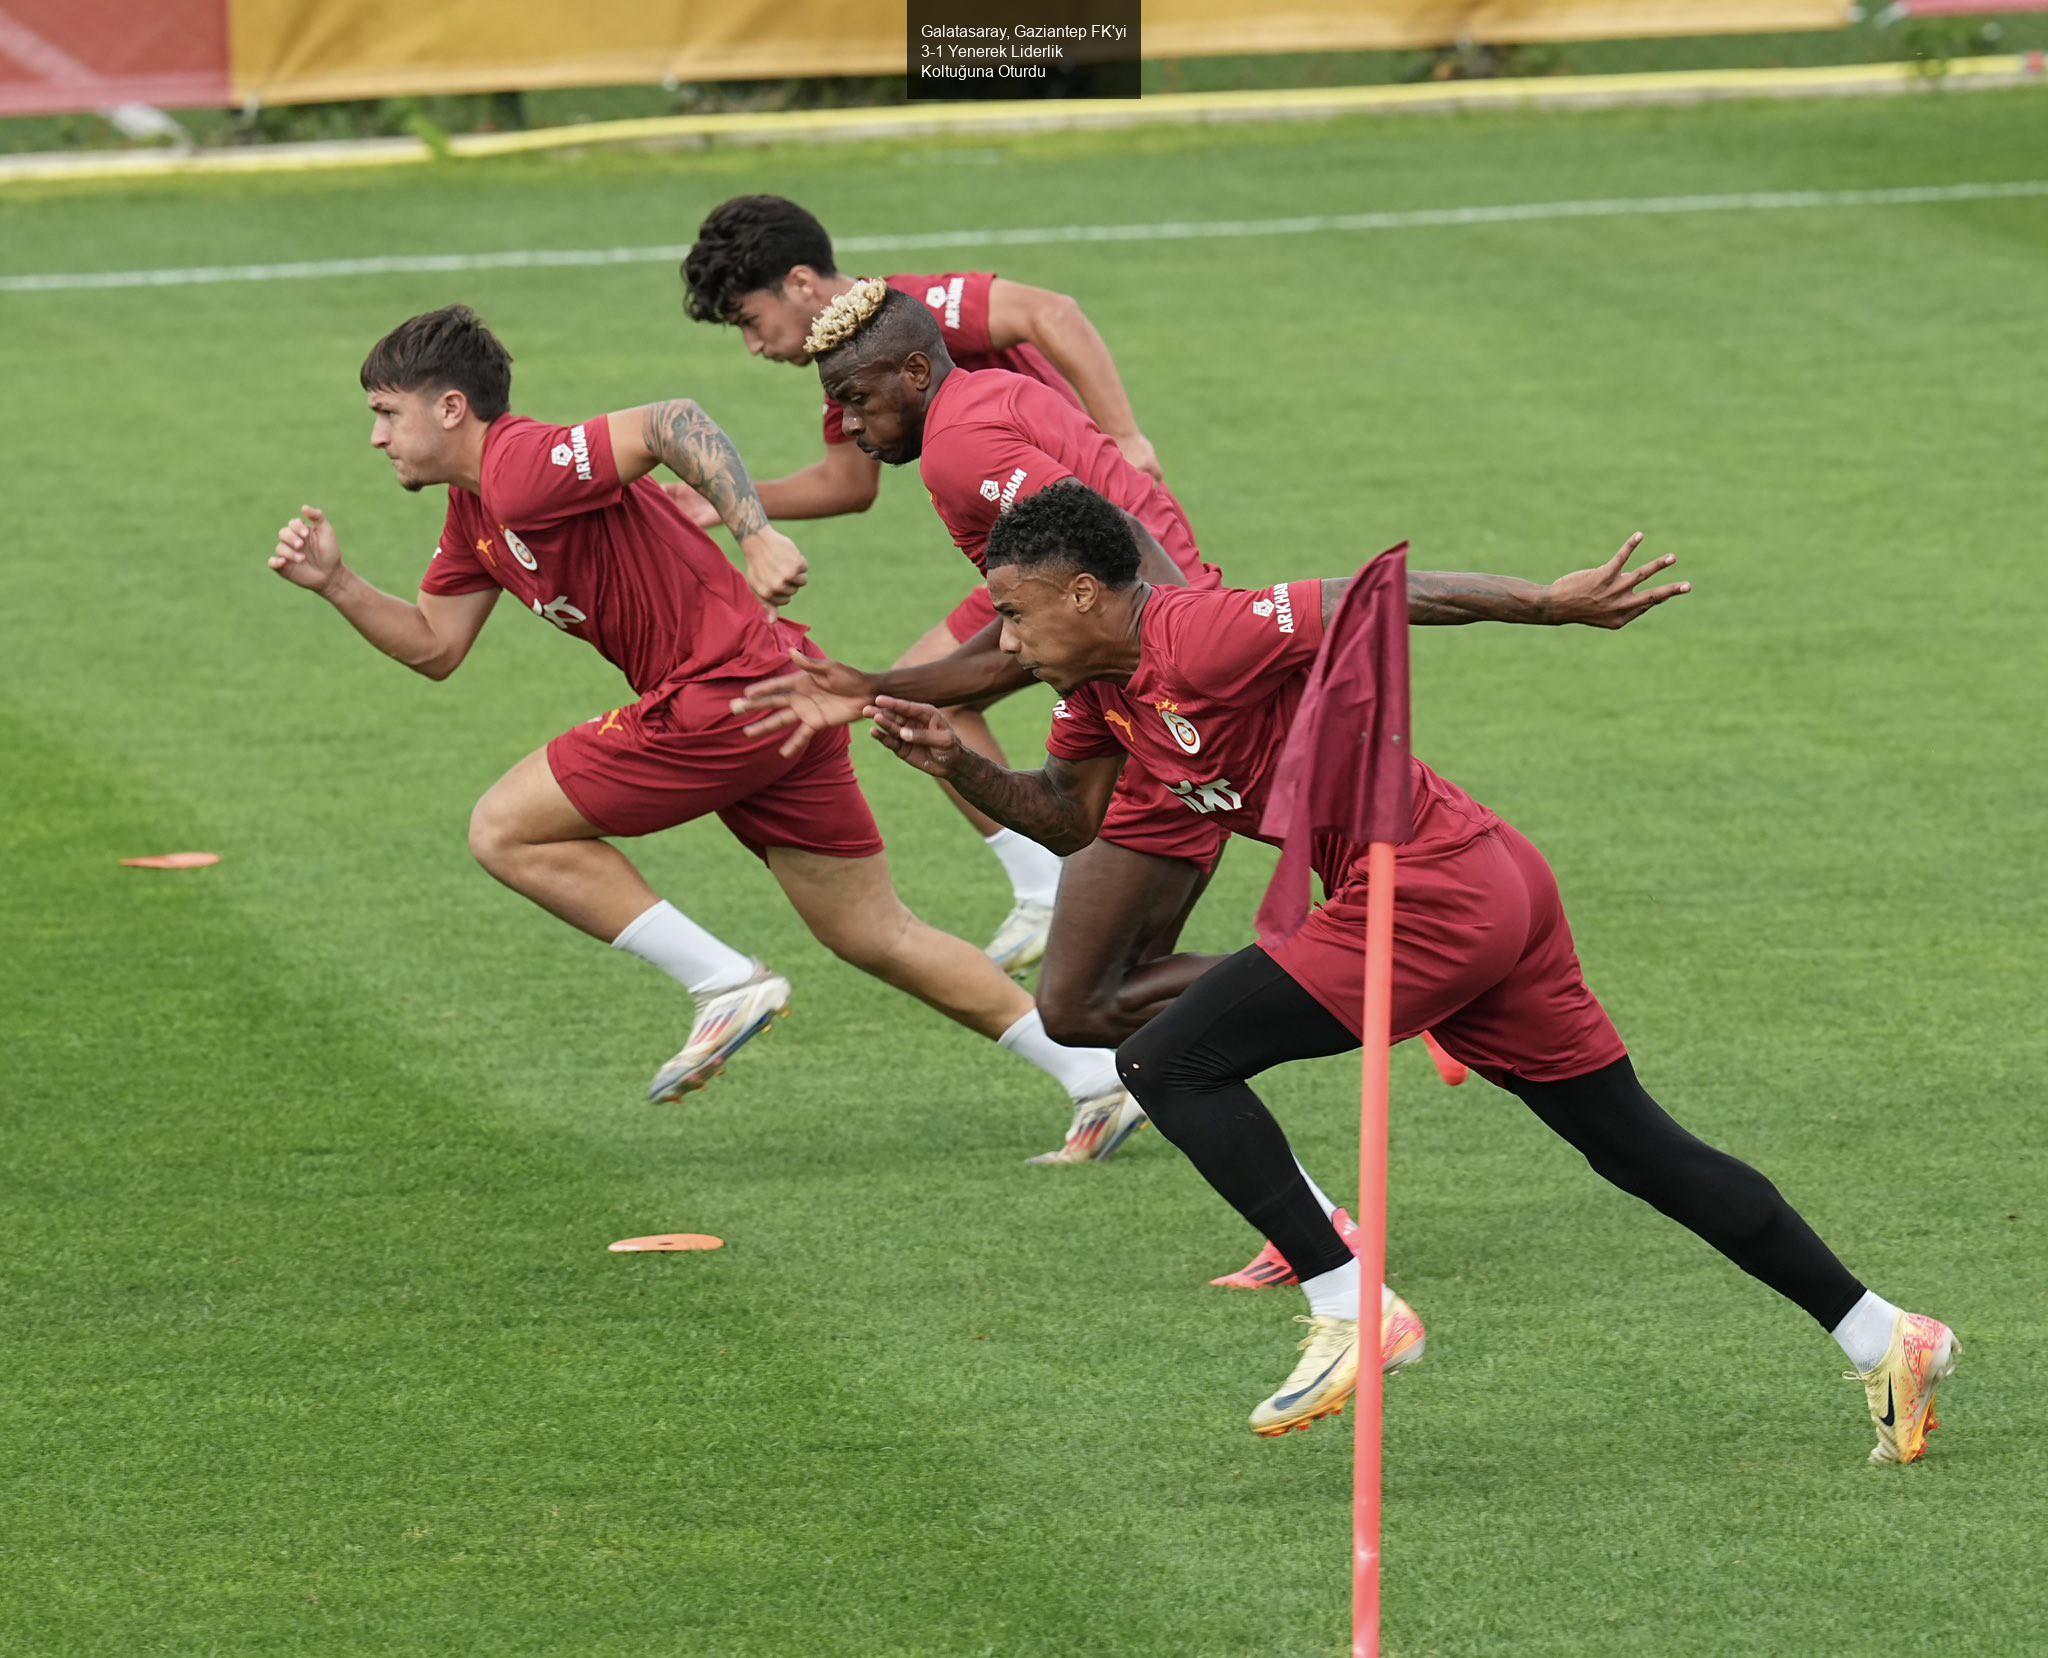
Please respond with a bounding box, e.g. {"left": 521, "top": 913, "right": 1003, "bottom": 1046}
{"left": 2, "top": 88, "right": 2044, "bottom": 1655}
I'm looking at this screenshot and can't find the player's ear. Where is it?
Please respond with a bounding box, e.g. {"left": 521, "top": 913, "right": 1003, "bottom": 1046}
{"left": 903, "top": 351, "right": 932, "bottom": 393}
{"left": 1070, "top": 572, "right": 1099, "bottom": 611}
{"left": 437, "top": 388, "right": 470, "bottom": 430}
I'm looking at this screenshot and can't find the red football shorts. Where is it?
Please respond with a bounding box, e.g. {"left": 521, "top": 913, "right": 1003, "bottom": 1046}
{"left": 1096, "top": 767, "right": 1230, "bottom": 873}
{"left": 546, "top": 675, "right": 885, "bottom": 861}
{"left": 944, "top": 583, "right": 998, "bottom": 644}
{"left": 1261, "top": 821, "right": 1626, "bottom": 1086}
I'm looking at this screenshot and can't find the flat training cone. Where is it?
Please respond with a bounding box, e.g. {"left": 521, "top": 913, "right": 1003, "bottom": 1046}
{"left": 120, "top": 852, "right": 220, "bottom": 870}
{"left": 608, "top": 1233, "right": 725, "bottom": 1253}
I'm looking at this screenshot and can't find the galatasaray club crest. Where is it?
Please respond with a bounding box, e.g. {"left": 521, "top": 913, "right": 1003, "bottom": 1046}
{"left": 502, "top": 526, "right": 539, "bottom": 571}
{"left": 1157, "top": 699, "right": 1201, "bottom": 755}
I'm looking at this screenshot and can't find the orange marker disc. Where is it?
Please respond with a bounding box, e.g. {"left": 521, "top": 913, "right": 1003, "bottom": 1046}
{"left": 608, "top": 1233, "right": 725, "bottom": 1253}
{"left": 120, "top": 852, "right": 221, "bottom": 870}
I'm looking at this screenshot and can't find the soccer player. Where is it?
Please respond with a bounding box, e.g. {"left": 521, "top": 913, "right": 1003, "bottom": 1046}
{"left": 859, "top": 483, "right": 1958, "bottom": 1462}
{"left": 680, "top": 197, "right": 1166, "bottom": 973}
{"left": 737, "top": 278, "right": 1676, "bottom": 1164}
{"left": 264, "top": 304, "right": 1138, "bottom": 1148}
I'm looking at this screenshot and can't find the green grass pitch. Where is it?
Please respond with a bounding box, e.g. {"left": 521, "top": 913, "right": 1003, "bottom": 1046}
{"left": 2, "top": 90, "right": 2045, "bottom": 1655}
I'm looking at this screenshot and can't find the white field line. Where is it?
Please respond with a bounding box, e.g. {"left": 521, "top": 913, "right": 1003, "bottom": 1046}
{"left": 4, "top": 179, "right": 2046, "bottom": 295}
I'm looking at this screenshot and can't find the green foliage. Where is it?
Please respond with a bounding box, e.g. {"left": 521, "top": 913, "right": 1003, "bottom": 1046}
{"left": 2, "top": 94, "right": 2045, "bottom": 1654}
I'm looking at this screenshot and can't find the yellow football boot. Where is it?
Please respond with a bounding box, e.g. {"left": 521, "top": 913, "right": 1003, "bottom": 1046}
{"left": 1853, "top": 1310, "right": 1960, "bottom": 1466}
{"left": 1252, "top": 1314, "right": 1360, "bottom": 1437}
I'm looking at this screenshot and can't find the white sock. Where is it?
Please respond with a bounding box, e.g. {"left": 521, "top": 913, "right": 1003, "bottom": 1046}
{"left": 997, "top": 1008, "right": 1118, "bottom": 1103}
{"left": 1381, "top": 1283, "right": 1395, "bottom": 1315}
{"left": 611, "top": 900, "right": 754, "bottom": 998}
{"left": 1301, "top": 1257, "right": 1361, "bottom": 1321}
{"left": 1294, "top": 1157, "right": 1340, "bottom": 1220}
{"left": 985, "top": 828, "right": 1062, "bottom": 908}
{"left": 1831, "top": 1289, "right": 1902, "bottom": 1374}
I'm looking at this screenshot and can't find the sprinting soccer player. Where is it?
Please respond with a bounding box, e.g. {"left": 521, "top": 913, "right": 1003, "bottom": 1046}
{"left": 264, "top": 304, "right": 1138, "bottom": 1144}
{"left": 736, "top": 278, "right": 1683, "bottom": 1168}
{"left": 680, "top": 197, "right": 1166, "bottom": 974}
{"left": 858, "top": 483, "right": 1958, "bottom": 1460}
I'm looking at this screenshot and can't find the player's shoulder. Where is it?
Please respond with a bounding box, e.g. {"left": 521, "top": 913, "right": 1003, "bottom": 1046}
{"left": 1144, "top": 583, "right": 1217, "bottom": 629}
{"left": 890, "top": 269, "right": 989, "bottom": 311}
{"left": 939, "top": 368, "right": 1053, "bottom": 445}
{"left": 919, "top": 374, "right": 1001, "bottom": 465}
{"left": 479, "top": 413, "right": 545, "bottom": 480}
{"left": 482, "top": 411, "right": 610, "bottom": 503}
{"left": 486, "top": 411, "right": 597, "bottom": 465}
{"left": 1148, "top": 583, "right": 1289, "bottom": 650}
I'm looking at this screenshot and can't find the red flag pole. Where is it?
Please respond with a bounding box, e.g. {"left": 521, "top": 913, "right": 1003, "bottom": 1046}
{"left": 1352, "top": 838, "right": 1396, "bottom": 1658}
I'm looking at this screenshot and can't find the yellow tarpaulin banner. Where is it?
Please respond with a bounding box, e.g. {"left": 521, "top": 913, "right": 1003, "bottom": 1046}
{"left": 228, "top": 0, "right": 1851, "bottom": 107}
{"left": 1146, "top": 0, "right": 1850, "bottom": 55}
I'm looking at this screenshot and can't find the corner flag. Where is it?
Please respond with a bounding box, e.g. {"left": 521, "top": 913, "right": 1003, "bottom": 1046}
{"left": 1255, "top": 544, "right": 1413, "bottom": 945}
{"left": 1254, "top": 543, "right": 1413, "bottom": 1658}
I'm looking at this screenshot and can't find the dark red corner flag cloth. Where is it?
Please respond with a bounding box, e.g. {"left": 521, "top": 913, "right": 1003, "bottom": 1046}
{"left": 1256, "top": 543, "right": 1414, "bottom": 948}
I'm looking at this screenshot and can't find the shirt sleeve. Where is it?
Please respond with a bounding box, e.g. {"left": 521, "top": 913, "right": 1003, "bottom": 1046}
{"left": 922, "top": 425, "right": 1078, "bottom": 563}
{"left": 418, "top": 493, "right": 498, "bottom": 596}
{"left": 914, "top": 271, "right": 997, "bottom": 355}
{"left": 821, "top": 398, "right": 851, "bottom": 447}
{"left": 1166, "top": 583, "right": 1328, "bottom": 704}
{"left": 480, "top": 415, "right": 622, "bottom": 526}
{"left": 1043, "top": 683, "right": 1122, "bottom": 763}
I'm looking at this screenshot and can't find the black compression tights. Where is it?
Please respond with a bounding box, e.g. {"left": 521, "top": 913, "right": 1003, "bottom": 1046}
{"left": 1114, "top": 946, "right": 1865, "bottom": 1329}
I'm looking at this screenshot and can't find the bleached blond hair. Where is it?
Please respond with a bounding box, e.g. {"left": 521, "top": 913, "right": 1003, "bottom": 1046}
{"left": 804, "top": 277, "right": 891, "bottom": 360}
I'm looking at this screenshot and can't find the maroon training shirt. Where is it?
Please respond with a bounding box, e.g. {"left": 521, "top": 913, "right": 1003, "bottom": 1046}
{"left": 1044, "top": 584, "right": 1496, "bottom": 885}
{"left": 918, "top": 367, "right": 1222, "bottom": 590}
{"left": 422, "top": 415, "right": 794, "bottom": 696}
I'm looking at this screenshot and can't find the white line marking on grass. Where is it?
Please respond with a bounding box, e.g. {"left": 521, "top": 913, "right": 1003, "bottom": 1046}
{"left": 5, "top": 180, "right": 2045, "bottom": 294}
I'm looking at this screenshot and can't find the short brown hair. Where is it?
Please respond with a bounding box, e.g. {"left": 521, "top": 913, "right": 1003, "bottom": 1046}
{"left": 360, "top": 304, "right": 513, "bottom": 421}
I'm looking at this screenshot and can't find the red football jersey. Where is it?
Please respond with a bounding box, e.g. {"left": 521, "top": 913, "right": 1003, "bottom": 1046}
{"left": 422, "top": 415, "right": 793, "bottom": 696}
{"left": 1044, "top": 584, "right": 1498, "bottom": 886}
{"left": 820, "top": 272, "right": 1080, "bottom": 446}
{"left": 918, "top": 367, "right": 1222, "bottom": 590}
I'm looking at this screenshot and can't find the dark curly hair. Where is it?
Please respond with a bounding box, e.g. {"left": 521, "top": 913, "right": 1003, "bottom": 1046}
{"left": 985, "top": 483, "right": 1140, "bottom": 587}
{"left": 682, "top": 196, "right": 839, "bottom": 324}
{"left": 359, "top": 304, "right": 512, "bottom": 421}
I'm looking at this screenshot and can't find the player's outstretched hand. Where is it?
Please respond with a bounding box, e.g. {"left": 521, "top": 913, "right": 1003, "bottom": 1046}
{"left": 1546, "top": 532, "right": 1690, "bottom": 629}
{"left": 1115, "top": 430, "right": 1165, "bottom": 483}
{"left": 868, "top": 695, "right": 963, "bottom": 779}
{"left": 268, "top": 505, "right": 344, "bottom": 594}
{"left": 730, "top": 650, "right": 880, "bottom": 758}
{"left": 659, "top": 479, "right": 723, "bottom": 530}
{"left": 740, "top": 527, "right": 810, "bottom": 607}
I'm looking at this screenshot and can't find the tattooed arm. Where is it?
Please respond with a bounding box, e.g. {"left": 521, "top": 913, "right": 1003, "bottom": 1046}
{"left": 867, "top": 696, "right": 1122, "bottom": 855}
{"left": 607, "top": 401, "right": 808, "bottom": 604}
{"left": 1323, "top": 532, "right": 1690, "bottom": 629}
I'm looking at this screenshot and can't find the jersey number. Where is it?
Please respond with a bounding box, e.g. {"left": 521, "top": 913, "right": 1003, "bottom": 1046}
{"left": 532, "top": 595, "right": 587, "bottom": 631}
{"left": 1168, "top": 778, "right": 1242, "bottom": 815}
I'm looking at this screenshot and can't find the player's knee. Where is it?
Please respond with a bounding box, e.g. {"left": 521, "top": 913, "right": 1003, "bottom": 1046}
{"left": 1114, "top": 1014, "right": 1179, "bottom": 1102}
{"left": 1036, "top": 980, "right": 1125, "bottom": 1051}
{"left": 807, "top": 901, "right": 910, "bottom": 974}
{"left": 466, "top": 794, "right": 516, "bottom": 872}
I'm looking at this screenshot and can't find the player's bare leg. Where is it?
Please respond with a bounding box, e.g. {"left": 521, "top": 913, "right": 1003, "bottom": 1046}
{"left": 895, "top": 620, "right": 1061, "bottom": 975}
{"left": 468, "top": 747, "right": 663, "bottom": 938}
{"left": 1033, "top": 839, "right": 1213, "bottom": 1051}
{"left": 766, "top": 845, "right": 1142, "bottom": 1158}
{"left": 467, "top": 747, "right": 779, "bottom": 1099}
